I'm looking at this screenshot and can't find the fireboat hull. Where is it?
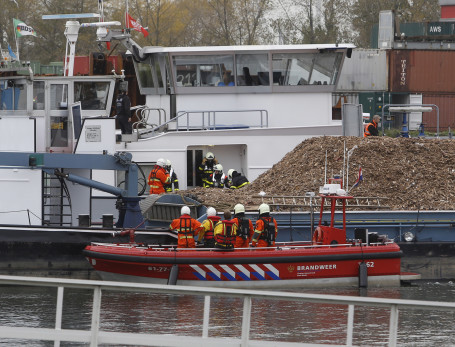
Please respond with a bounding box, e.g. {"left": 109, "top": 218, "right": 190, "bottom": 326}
{"left": 83, "top": 242, "right": 418, "bottom": 288}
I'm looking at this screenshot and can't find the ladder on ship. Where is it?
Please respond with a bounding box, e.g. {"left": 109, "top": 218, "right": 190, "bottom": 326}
{"left": 42, "top": 171, "right": 72, "bottom": 226}
{"left": 252, "top": 195, "right": 388, "bottom": 211}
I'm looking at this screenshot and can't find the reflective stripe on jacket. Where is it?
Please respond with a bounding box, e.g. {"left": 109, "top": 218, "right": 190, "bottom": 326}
{"left": 214, "top": 220, "right": 237, "bottom": 249}
{"left": 148, "top": 165, "right": 170, "bottom": 194}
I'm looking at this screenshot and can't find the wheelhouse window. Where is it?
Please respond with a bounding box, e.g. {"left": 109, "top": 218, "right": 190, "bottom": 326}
{"left": 0, "top": 80, "right": 27, "bottom": 110}
{"left": 50, "top": 84, "right": 68, "bottom": 110}
{"left": 33, "top": 81, "right": 45, "bottom": 110}
{"left": 137, "top": 61, "right": 154, "bottom": 89}
{"left": 272, "top": 52, "right": 343, "bottom": 86}
{"left": 74, "top": 82, "right": 110, "bottom": 110}
{"left": 236, "top": 54, "right": 269, "bottom": 86}
{"left": 173, "top": 55, "right": 234, "bottom": 87}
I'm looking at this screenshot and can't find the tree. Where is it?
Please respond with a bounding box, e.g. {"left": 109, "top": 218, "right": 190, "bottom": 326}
{"left": 271, "top": 0, "right": 349, "bottom": 44}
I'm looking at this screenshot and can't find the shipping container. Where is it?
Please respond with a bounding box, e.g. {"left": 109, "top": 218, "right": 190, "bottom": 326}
{"left": 389, "top": 50, "right": 455, "bottom": 93}
{"left": 422, "top": 94, "right": 455, "bottom": 130}
{"left": 358, "top": 92, "right": 391, "bottom": 119}
{"left": 337, "top": 49, "right": 388, "bottom": 92}
{"left": 72, "top": 56, "right": 90, "bottom": 75}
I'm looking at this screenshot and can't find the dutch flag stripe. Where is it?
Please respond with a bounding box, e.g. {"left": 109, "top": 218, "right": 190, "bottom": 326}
{"left": 206, "top": 265, "right": 222, "bottom": 281}
{"left": 220, "top": 265, "right": 237, "bottom": 281}
{"left": 264, "top": 264, "right": 280, "bottom": 277}
{"left": 250, "top": 264, "right": 265, "bottom": 277}
{"left": 234, "top": 264, "right": 251, "bottom": 281}
{"left": 190, "top": 265, "right": 206, "bottom": 278}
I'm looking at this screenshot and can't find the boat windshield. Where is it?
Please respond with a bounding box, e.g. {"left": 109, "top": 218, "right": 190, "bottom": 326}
{"left": 0, "top": 80, "right": 27, "bottom": 110}
{"left": 74, "top": 81, "right": 110, "bottom": 110}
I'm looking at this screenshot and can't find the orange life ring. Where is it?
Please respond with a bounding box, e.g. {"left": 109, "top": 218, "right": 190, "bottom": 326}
{"left": 312, "top": 226, "right": 323, "bottom": 244}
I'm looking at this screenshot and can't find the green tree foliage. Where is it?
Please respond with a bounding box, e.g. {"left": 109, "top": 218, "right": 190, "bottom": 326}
{"left": 271, "top": 0, "right": 350, "bottom": 44}
{"left": 0, "top": 0, "right": 446, "bottom": 63}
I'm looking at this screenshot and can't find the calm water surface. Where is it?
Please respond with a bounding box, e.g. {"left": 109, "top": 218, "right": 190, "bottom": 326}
{"left": 0, "top": 281, "right": 454, "bottom": 346}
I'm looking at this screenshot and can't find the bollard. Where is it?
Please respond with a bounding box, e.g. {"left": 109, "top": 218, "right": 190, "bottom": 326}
{"left": 102, "top": 214, "right": 114, "bottom": 228}
{"left": 78, "top": 214, "right": 90, "bottom": 227}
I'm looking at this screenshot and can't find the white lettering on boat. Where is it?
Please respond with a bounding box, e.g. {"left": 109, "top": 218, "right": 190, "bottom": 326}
{"left": 297, "top": 264, "right": 337, "bottom": 271}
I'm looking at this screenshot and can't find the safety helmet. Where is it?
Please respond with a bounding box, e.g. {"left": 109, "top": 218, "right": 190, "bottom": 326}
{"left": 234, "top": 203, "right": 245, "bottom": 215}
{"left": 156, "top": 158, "right": 166, "bottom": 167}
{"left": 205, "top": 152, "right": 214, "bottom": 160}
{"left": 214, "top": 164, "right": 223, "bottom": 172}
{"left": 258, "top": 203, "right": 270, "bottom": 215}
{"left": 181, "top": 206, "right": 191, "bottom": 216}
{"left": 227, "top": 169, "right": 235, "bottom": 180}
{"left": 207, "top": 207, "right": 217, "bottom": 217}
{"left": 166, "top": 159, "right": 172, "bottom": 167}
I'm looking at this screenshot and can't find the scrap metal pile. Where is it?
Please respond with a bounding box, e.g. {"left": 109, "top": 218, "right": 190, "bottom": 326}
{"left": 182, "top": 136, "right": 455, "bottom": 211}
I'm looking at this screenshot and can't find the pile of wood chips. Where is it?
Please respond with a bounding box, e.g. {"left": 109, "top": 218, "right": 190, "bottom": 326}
{"left": 179, "top": 136, "right": 455, "bottom": 212}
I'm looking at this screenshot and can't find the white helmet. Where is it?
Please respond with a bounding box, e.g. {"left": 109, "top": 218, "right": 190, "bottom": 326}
{"left": 156, "top": 158, "right": 166, "bottom": 167}
{"left": 205, "top": 152, "right": 215, "bottom": 160}
{"left": 214, "top": 164, "right": 223, "bottom": 172}
{"left": 166, "top": 159, "right": 172, "bottom": 167}
{"left": 258, "top": 203, "right": 270, "bottom": 215}
{"left": 207, "top": 207, "right": 217, "bottom": 217}
{"left": 234, "top": 203, "right": 245, "bottom": 215}
{"left": 228, "top": 169, "right": 235, "bottom": 180}
{"left": 181, "top": 206, "right": 191, "bottom": 216}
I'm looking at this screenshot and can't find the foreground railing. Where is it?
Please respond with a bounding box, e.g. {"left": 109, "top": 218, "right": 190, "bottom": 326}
{"left": 0, "top": 275, "right": 454, "bottom": 347}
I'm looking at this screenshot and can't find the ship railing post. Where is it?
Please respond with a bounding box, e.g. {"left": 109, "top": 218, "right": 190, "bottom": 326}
{"left": 388, "top": 304, "right": 399, "bottom": 347}
{"left": 90, "top": 286, "right": 102, "bottom": 347}
{"left": 241, "top": 295, "right": 252, "bottom": 347}
{"left": 54, "top": 286, "right": 64, "bottom": 347}
{"left": 346, "top": 304, "right": 354, "bottom": 346}
{"left": 202, "top": 295, "right": 211, "bottom": 338}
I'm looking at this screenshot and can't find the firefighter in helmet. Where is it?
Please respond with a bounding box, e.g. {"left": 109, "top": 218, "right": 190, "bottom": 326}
{"left": 226, "top": 169, "right": 249, "bottom": 189}
{"left": 164, "top": 159, "right": 179, "bottom": 192}
{"left": 212, "top": 164, "right": 228, "bottom": 188}
{"left": 169, "top": 206, "right": 203, "bottom": 248}
{"left": 198, "top": 152, "right": 218, "bottom": 187}
{"left": 198, "top": 207, "right": 221, "bottom": 248}
{"left": 148, "top": 158, "right": 170, "bottom": 194}
{"left": 214, "top": 210, "right": 237, "bottom": 249}
{"left": 232, "top": 203, "right": 254, "bottom": 248}
{"left": 251, "top": 203, "right": 278, "bottom": 248}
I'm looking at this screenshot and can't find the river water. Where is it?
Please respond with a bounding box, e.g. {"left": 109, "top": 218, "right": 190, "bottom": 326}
{"left": 1, "top": 280, "right": 454, "bottom": 346}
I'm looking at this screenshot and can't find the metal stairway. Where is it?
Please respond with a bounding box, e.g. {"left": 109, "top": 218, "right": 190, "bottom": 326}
{"left": 42, "top": 172, "right": 72, "bottom": 226}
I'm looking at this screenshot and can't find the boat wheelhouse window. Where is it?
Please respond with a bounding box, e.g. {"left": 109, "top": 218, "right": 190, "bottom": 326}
{"left": 137, "top": 61, "right": 154, "bottom": 89}
{"left": 0, "top": 80, "right": 26, "bottom": 110}
{"left": 74, "top": 82, "right": 110, "bottom": 110}
{"left": 33, "top": 81, "right": 45, "bottom": 110}
{"left": 272, "top": 53, "right": 314, "bottom": 86}
{"left": 272, "top": 52, "right": 343, "bottom": 86}
{"left": 312, "top": 52, "right": 343, "bottom": 85}
{"left": 173, "top": 55, "right": 234, "bottom": 87}
{"left": 50, "top": 84, "right": 68, "bottom": 110}
{"left": 235, "top": 54, "right": 269, "bottom": 86}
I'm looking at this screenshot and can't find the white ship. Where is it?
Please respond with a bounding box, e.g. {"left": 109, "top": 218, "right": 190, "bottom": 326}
{"left": 0, "top": 7, "right": 354, "bottom": 227}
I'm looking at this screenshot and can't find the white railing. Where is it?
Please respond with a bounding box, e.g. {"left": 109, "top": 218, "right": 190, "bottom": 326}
{"left": 0, "top": 275, "right": 454, "bottom": 347}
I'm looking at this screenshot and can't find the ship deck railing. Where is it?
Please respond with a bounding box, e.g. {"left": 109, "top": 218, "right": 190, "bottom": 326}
{"left": 251, "top": 195, "right": 389, "bottom": 211}
{"left": 131, "top": 108, "right": 269, "bottom": 139}
{"left": 0, "top": 275, "right": 454, "bottom": 347}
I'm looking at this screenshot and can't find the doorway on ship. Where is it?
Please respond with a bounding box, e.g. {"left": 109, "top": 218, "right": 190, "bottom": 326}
{"left": 186, "top": 144, "right": 248, "bottom": 189}
{"left": 47, "top": 82, "right": 71, "bottom": 153}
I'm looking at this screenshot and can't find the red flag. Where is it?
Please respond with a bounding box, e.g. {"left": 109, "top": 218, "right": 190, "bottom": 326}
{"left": 125, "top": 13, "right": 149, "bottom": 37}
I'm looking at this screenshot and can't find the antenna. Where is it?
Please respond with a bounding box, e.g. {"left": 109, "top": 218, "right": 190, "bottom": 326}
{"left": 42, "top": 10, "right": 120, "bottom": 76}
